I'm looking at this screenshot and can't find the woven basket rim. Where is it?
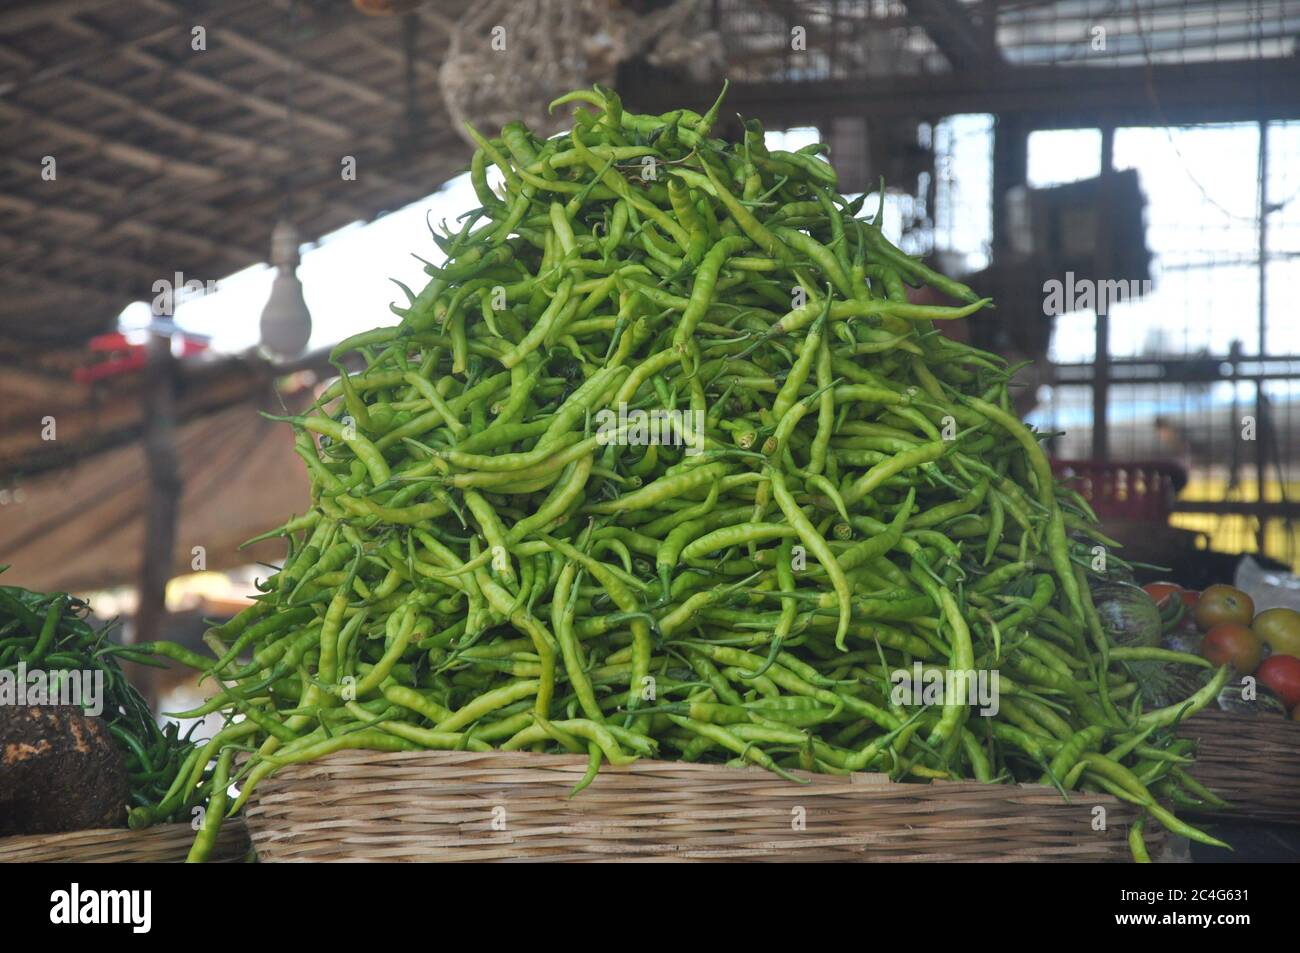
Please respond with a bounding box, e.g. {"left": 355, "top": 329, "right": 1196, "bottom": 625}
{"left": 1179, "top": 708, "right": 1300, "bottom": 824}
{"left": 246, "top": 747, "right": 1093, "bottom": 792}
{"left": 1183, "top": 708, "right": 1300, "bottom": 731}
{"left": 249, "top": 747, "right": 1148, "bottom": 807}
{"left": 242, "top": 749, "right": 1155, "bottom": 862}
{"left": 0, "top": 818, "right": 251, "bottom": 863}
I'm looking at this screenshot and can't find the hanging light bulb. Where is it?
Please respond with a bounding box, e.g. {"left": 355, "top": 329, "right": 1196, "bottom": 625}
{"left": 259, "top": 218, "right": 311, "bottom": 360}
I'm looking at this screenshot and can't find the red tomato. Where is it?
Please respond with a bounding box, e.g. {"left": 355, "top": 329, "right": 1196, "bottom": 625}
{"left": 1257, "top": 654, "right": 1300, "bottom": 710}
{"left": 1143, "top": 582, "right": 1182, "bottom": 603}
{"left": 1144, "top": 582, "right": 1198, "bottom": 609}
{"left": 1202, "top": 622, "right": 1263, "bottom": 675}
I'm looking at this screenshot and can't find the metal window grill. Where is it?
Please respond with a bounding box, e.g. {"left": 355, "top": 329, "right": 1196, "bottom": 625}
{"left": 1034, "top": 118, "right": 1300, "bottom": 567}
{"left": 686, "top": 0, "right": 1300, "bottom": 569}
{"left": 697, "top": 0, "right": 1300, "bottom": 79}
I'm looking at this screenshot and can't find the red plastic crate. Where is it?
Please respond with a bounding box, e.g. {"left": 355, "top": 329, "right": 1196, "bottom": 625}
{"left": 1050, "top": 459, "right": 1186, "bottom": 522}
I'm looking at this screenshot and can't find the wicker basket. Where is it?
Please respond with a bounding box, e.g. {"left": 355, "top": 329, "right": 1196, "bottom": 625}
{"left": 1181, "top": 710, "right": 1300, "bottom": 824}
{"left": 245, "top": 750, "right": 1156, "bottom": 862}
{"left": 0, "top": 818, "right": 252, "bottom": 863}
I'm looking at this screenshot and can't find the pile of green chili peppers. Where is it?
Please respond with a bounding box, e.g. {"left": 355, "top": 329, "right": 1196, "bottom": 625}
{"left": 0, "top": 570, "right": 200, "bottom": 825}
{"left": 122, "top": 84, "right": 1231, "bottom": 862}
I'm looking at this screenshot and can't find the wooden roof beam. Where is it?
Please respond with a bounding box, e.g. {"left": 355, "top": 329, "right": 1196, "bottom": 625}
{"left": 231, "top": 140, "right": 469, "bottom": 226}
{"left": 0, "top": 358, "right": 276, "bottom": 469}
{"left": 0, "top": 105, "right": 416, "bottom": 235}
{"left": 2, "top": 125, "right": 428, "bottom": 241}
{"left": 138, "top": 0, "right": 392, "bottom": 108}
{"left": 899, "top": 0, "right": 1001, "bottom": 71}
{"left": 212, "top": 26, "right": 391, "bottom": 108}
{"left": 0, "top": 132, "right": 458, "bottom": 291}
{"left": 0, "top": 100, "right": 225, "bottom": 185}
{"left": 0, "top": 233, "right": 164, "bottom": 289}
{"left": 0, "top": 0, "right": 116, "bottom": 34}
{"left": 0, "top": 269, "right": 127, "bottom": 319}
{"left": 55, "top": 17, "right": 357, "bottom": 142}
{"left": 0, "top": 155, "right": 455, "bottom": 301}
{"left": 112, "top": 49, "right": 354, "bottom": 143}
{"left": 0, "top": 265, "right": 124, "bottom": 298}
{"left": 630, "top": 56, "right": 1300, "bottom": 127}
{"left": 343, "top": 23, "right": 442, "bottom": 83}
{"left": 269, "top": 0, "right": 457, "bottom": 81}
{"left": 0, "top": 192, "right": 261, "bottom": 263}
{"left": 415, "top": 7, "right": 458, "bottom": 35}
{"left": 0, "top": 23, "right": 183, "bottom": 97}
{"left": 0, "top": 193, "right": 99, "bottom": 231}
{"left": 0, "top": 363, "right": 75, "bottom": 402}
{"left": 0, "top": 288, "right": 120, "bottom": 317}
{"left": 2, "top": 155, "right": 147, "bottom": 206}
{"left": 14, "top": 17, "right": 452, "bottom": 214}
{"left": 58, "top": 76, "right": 293, "bottom": 165}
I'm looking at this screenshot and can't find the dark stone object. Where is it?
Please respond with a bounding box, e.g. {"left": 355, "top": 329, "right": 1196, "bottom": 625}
{"left": 0, "top": 705, "right": 129, "bottom": 836}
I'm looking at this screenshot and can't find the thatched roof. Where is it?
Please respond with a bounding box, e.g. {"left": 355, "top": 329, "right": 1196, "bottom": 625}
{"left": 0, "top": 0, "right": 474, "bottom": 355}
{"left": 0, "top": 390, "right": 313, "bottom": 593}
{"left": 4, "top": 0, "right": 1295, "bottom": 361}
{"left": 3, "top": 0, "right": 1296, "bottom": 481}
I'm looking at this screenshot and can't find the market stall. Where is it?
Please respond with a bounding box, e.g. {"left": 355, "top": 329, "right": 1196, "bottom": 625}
{"left": 3, "top": 0, "right": 1300, "bottom": 884}
{"left": 7, "top": 86, "right": 1282, "bottom": 866}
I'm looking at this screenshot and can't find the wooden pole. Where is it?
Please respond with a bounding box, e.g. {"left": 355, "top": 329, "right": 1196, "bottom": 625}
{"left": 133, "top": 331, "right": 180, "bottom": 709}
{"left": 1255, "top": 120, "right": 1269, "bottom": 555}
{"left": 1092, "top": 126, "right": 1115, "bottom": 462}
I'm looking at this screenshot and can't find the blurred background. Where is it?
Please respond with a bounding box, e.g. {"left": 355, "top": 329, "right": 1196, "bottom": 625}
{"left": 2, "top": 0, "right": 1299, "bottom": 715}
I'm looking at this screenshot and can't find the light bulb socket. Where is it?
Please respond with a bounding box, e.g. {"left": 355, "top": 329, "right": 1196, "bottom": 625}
{"left": 269, "top": 219, "right": 301, "bottom": 270}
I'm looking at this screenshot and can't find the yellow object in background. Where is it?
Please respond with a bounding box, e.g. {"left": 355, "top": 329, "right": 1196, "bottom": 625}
{"left": 1170, "top": 476, "right": 1300, "bottom": 572}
